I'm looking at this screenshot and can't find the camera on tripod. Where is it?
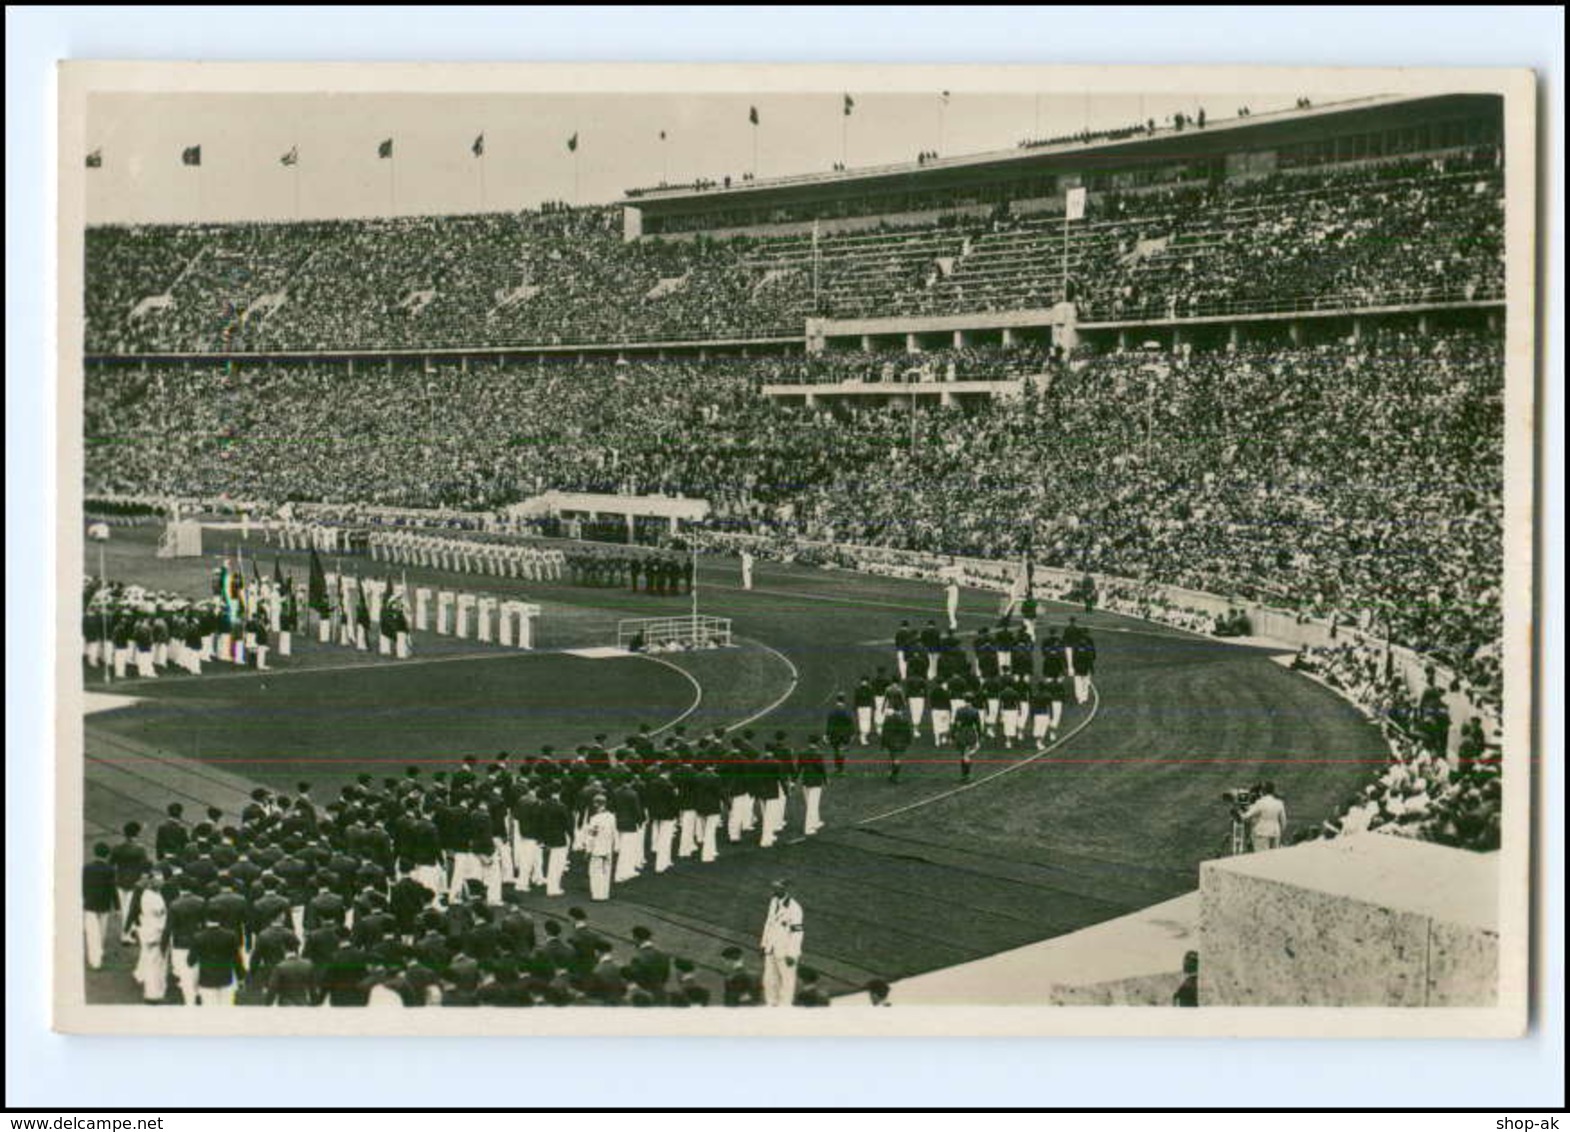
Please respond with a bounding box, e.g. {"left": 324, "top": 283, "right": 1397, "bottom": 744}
{"left": 1221, "top": 784, "right": 1267, "bottom": 855}
{"left": 1221, "top": 783, "right": 1266, "bottom": 818}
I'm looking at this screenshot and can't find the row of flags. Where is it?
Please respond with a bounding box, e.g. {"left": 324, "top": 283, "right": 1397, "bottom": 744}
{"left": 90, "top": 131, "right": 572, "bottom": 168}
{"left": 84, "top": 94, "right": 898, "bottom": 168}
{"left": 213, "top": 548, "right": 296, "bottom": 624}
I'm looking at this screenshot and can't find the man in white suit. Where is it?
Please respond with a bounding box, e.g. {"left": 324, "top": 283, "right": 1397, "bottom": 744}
{"left": 759, "top": 878, "right": 804, "bottom": 1007}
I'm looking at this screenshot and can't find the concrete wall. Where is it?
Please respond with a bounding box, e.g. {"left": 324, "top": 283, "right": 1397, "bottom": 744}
{"left": 1199, "top": 834, "right": 1497, "bottom": 1007}
{"left": 1048, "top": 971, "right": 1185, "bottom": 1007}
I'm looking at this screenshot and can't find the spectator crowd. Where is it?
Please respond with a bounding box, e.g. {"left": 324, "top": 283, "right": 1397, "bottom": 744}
{"left": 85, "top": 148, "right": 1501, "bottom": 354}
{"left": 87, "top": 326, "right": 1504, "bottom": 710}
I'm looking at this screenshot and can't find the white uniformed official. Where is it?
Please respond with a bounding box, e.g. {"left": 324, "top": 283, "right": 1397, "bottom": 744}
{"left": 759, "top": 879, "right": 804, "bottom": 1007}
{"left": 740, "top": 549, "right": 755, "bottom": 591}
{"left": 584, "top": 797, "right": 619, "bottom": 902}
{"left": 945, "top": 576, "right": 960, "bottom": 631}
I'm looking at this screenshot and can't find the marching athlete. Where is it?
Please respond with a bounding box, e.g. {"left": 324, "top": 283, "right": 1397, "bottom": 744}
{"left": 1029, "top": 678, "right": 1054, "bottom": 752}
{"left": 928, "top": 677, "right": 953, "bottom": 747}
{"left": 951, "top": 700, "right": 983, "bottom": 780}
{"left": 852, "top": 676, "right": 876, "bottom": 747}
{"left": 903, "top": 669, "right": 928, "bottom": 739}
{"left": 880, "top": 706, "right": 913, "bottom": 784}
{"left": 920, "top": 619, "right": 943, "bottom": 680}
{"left": 998, "top": 677, "right": 1023, "bottom": 749}
{"left": 894, "top": 620, "right": 916, "bottom": 680}
{"left": 824, "top": 695, "right": 856, "bottom": 775}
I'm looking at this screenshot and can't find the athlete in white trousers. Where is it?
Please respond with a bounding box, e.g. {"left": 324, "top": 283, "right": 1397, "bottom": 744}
{"left": 759, "top": 880, "right": 804, "bottom": 1007}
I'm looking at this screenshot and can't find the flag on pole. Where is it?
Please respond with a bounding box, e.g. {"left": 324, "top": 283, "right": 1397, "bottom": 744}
{"left": 216, "top": 560, "right": 233, "bottom": 624}
{"left": 843, "top": 94, "right": 855, "bottom": 117}
{"left": 566, "top": 132, "right": 578, "bottom": 153}
{"left": 748, "top": 106, "right": 759, "bottom": 126}
{"left": 472, "top": 133, "right": 485, "bottom": 158}
{"left": 280, "top": 146, "right": 299, "bottom": 167}
{"left": 85, "top": 148, "right": 103, "bottom": 168}
{"left": 1065, "top": 186, "right": 1088, "bottom": 222}
{"left": 378, "top": 138, "right": 394, "bottom": 159}
{"left": 181, "top": 145, "right": 202, "bottom": 166}
{"left": 940, "top": 91, "right": 951, "bottom": 105}
{"left": 308, "top": 547, "right": 330, "bottom": 616}
{"left": 251, "top": 554, "right": 265, "bottom": 618}
{"left": 236, "top": 547, "right": 252, "bottom": 617}
{"left": 220, "top": 558, "right": 245, "bottom": 624}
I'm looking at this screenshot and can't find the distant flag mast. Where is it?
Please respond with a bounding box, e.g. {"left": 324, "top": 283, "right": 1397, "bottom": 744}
{"left": 658, "top": 129, "right": 668, "bottom": 186}
{"left": 85, "top": 147, "right": 103, "bottom": 169}
{"left": 748, "top": 104, "right": 760, "bottom": 177}
{"left": 566, "top": 130, "right": 580, "bottom": 206}
{"left": 280, "top": 145, "right": 300, "bottom": 218}
{"left": 377, "top": 136, "right": 395, "bottom": 210}
{"left": 472, "top": 132, "right": 486, "bottom": 211}
{"left": 841, "top": 93, "right": 854, "bottom": 169}
{"left": 182, "top": 143, "right": 203, "bottom": 220}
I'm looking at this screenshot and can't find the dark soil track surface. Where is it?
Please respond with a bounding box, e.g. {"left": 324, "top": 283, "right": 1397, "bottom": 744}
{"left": 83, "top": 527, "right": 1387, "bottom": 996}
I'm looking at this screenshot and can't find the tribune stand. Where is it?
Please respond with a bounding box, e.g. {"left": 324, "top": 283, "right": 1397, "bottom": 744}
{"left": 618, "top": 614, "right": 733, "bottom": 652}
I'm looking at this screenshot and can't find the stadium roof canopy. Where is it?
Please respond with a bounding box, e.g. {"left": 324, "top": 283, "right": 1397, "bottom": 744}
{"left": 624, "top": 92, "right": 1500, "bottom": 229}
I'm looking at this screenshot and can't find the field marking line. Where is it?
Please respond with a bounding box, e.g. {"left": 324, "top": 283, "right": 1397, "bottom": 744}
{"left": 704, "top": 580, "right": 1211, "bottom": 642}
{"left": 855, "top": 681, "right": 1101, "bottom": 827}
{"left": 637, "top": 653, "right": 705, "bottom": 738}
{"left": 726, "top": 639, "right": 801, "bottom": 732}
{"left": 82, "top": 642, "right": 638, "bottom": 689}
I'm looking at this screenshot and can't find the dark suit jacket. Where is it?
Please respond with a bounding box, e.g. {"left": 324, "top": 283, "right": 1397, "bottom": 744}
{"left": 267, "top": 956, "right": 318, "bottom": 1006}
{"left": 628, "top": 945, "right": 671, "bottom": 996}
{"left": 82, "top": 861, "right": 117, "bottom": 913}
{"left": 191, "top": 925, "right": 245, "bottom": 988}
{"left": 320, "top": 946, "right": 372, "bottom": 1006}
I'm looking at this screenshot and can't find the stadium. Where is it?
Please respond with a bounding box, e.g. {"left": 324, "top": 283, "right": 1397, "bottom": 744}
{"left": 76, "top": 89, "right": 1508, "bottom": 1013}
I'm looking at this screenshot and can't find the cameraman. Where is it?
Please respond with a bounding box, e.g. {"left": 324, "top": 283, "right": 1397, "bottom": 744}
{"left": 1242, "top": 782, "right": 1287, "bottom": 851}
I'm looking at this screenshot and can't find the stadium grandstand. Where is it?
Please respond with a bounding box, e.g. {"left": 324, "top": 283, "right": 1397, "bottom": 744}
{"left": 79, "top": 90, "right": 1508, "bottom": 1010}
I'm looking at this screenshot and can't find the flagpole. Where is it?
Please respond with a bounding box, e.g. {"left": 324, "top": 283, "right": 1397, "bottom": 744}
{"left": 812, "top": 221, "right": 821, "bottom": 315}
{"left": 1062, "top": 202, "right": 1070, "bottom": 302}
{"left": 478, "top": 131, "right": 487, "bottom": 212}
{"left": 291, "top": 142, "right": 300, "bottom": 220}
{"left": 99, "top": 545, "right": 111, "bottom": 686}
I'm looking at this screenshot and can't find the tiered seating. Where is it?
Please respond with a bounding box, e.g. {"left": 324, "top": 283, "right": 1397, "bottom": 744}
{"left": 84, "top": 148, "right": 1505, "bottom": 353}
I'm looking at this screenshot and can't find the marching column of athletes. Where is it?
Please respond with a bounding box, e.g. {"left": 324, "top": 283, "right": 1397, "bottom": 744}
{"left": 319, "top": 725, "right": 837, "bottom": 911}
{"left": 366, "top": 528, "right": 694, "bottom": 595}
{"left": 367, "top": 529, "right": 566, "bottom": 582}
{"left": 825, "top": 612, "right": 1097, "bottom": 782}
{"left": 86, "top": 764, "right": 836, "bottom": 1007}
